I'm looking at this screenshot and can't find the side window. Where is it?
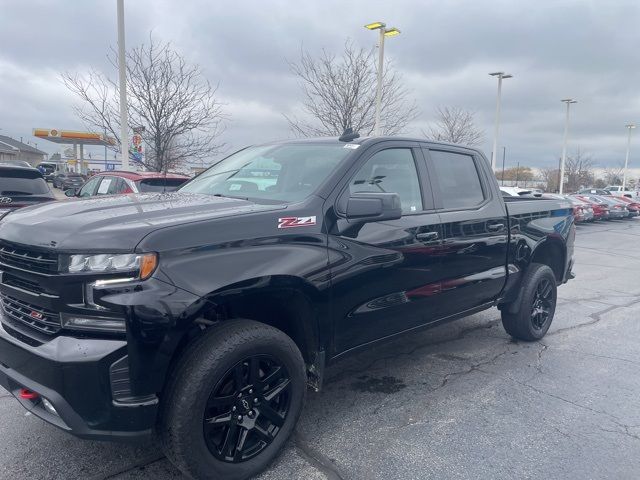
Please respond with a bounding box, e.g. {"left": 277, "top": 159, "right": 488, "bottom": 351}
{"left": 349, "top": 148, "right": 423, "bottom": 213}
{"left": 78, "top": 176, "right": 101, "bottom": 197}
{"left": 429, "top": 150, "right": 485, "bottom": 209}
{"left": 96, "top": 177, "right": 115, "bottom": 195}
{"left": 106, "top": 177, "right": 124, "bottom": 194}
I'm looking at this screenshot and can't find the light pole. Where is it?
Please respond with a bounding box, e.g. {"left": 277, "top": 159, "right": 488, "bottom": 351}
{"left": 559, "top": 98, "right": 577, "bottom": 194}
{"left": 365, "top": 22, "right": 400, "bottom": 136}
{"left": 117, "top": 0, "right": 130, "bottom": 171}
{"left": 489, "top": 72, "right": 512, "bottom": 170}
{"left": 623, "top": 124, "right": 636, "bottom": 190}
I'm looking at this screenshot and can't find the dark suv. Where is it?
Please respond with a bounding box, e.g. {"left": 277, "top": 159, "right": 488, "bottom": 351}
{"left": 0, "top": 165, "right": 55, "bottom": 217}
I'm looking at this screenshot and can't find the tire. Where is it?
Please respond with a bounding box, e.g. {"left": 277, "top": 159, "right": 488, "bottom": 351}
{"left": 159, "top": 319, "right": 306, "bottom": 480}
{"left": 501, "top": 263, "right": 557, "bottom": 341}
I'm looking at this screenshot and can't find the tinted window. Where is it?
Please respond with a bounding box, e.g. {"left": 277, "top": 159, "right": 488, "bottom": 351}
{"left": 350, "top": 148, "right": 423, "bottom": 213}
{"left": 429, "top": 150, "right": 485, "bottom": 209}
{"left": 78, "top": 176, "right": 101, "bottom": 197}
{"left": 138, "top": 178, "right": 187, "bottom": 192}
{"left": 0, "top": 170, "right": 49, "bottom": 195}
{"left": 180, "top": 144, "right": 352, "bottom": 203}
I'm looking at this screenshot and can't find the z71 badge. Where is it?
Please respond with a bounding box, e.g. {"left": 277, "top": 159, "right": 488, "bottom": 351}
{"left": 278, "top": 216, "right": 317, "bottom": 229}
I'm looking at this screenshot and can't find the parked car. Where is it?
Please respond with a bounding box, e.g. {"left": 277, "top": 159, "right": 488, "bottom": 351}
{"left": 609, "top": 195, "right": 639, "bottom": 217}
{"left": 0, "top": 136, "right": 575, "bottom": 480}
{"left": 1, "top": 160, "right": 32, "bottom": 168}
{"left": 605, "top": 185, "right": 639, "bottom": 198}
{"left": 0, "top": 165, "right": 55, "bottom": 218}
{"left": 64, "top": 171, "right": 190, "bottom": 198}
{"left": 53, "top": 172, "right": 86, "bottom": 190}
{"left": 36, "top": 162, "right": 62, "bottom": 182}
{"left": 544, "top": 194, "right": 594, "bottom": 222}
{"left": 500, "top": 186, "right": 539, "bottom": 197}
{"left": 572, "top": 195, "right": 610, "bottom": 220}
{"left": 576, "top": 188, "right": 612, "bottom": 196}
{"left": 581, "top": 194, "right": 628, "bottom": 219}
{"left": 613, "top": 195, "right": 640, "bottom": 217}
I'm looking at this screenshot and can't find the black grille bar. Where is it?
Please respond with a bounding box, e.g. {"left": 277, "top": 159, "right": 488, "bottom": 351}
{"left": 0, "top": 293, "right": 61, "bottom": 335}
{"left": 0, "top": 243, "right": 58, "bottom": 274}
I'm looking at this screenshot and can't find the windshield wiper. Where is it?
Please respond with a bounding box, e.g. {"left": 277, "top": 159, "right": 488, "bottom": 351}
{"left": 213, "top": 193, "right": 249, "bottom": 201}
{"left": 1, "top": 191, "right": 33, "bottom": 195}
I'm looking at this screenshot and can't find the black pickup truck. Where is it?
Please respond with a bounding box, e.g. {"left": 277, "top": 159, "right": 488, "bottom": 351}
{"left": 0, "top": 136, "right": 574, "bottom": 480}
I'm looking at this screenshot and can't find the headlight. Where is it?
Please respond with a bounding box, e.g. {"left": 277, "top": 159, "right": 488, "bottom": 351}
{"left": 66, "top": 252, "right": 157, "bottom": 279}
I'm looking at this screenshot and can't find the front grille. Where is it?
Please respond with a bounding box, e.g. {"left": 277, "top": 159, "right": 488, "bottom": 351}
{"left": 2, "top": 273, "right": 44, "bottom": 294}
{"left": 0, "top": 293, "right": 61, "bottom": 335}
{"left": 0, "top": 243, "right": 58, "bottom": 274}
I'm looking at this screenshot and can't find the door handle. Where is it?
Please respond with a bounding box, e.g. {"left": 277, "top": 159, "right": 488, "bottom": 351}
{"left": 416, "top": 231, "right": 439, "bottom": 242}
{"left": 487, "top": 223, "right": 505, "bottom": 231}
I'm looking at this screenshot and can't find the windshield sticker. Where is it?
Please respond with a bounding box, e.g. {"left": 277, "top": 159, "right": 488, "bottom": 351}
{"left": 278, "top": 216, "right": 317, "bottom": 229}
{"left": 343, "top": 144, "right": 360, "bottom": 149}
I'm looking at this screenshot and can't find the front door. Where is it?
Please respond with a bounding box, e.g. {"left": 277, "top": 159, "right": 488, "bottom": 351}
{"left": 329, "top": 144, "right": 444, "bottom": 354}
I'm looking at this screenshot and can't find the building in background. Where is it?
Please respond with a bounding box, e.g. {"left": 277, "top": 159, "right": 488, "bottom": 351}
{"left": 0, "top": 135, "right": 47, "bottom": 166}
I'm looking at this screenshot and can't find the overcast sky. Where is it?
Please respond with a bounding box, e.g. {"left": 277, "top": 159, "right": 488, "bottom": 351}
{"left": 1, "top": 0, "right": 639, "bottom": 169}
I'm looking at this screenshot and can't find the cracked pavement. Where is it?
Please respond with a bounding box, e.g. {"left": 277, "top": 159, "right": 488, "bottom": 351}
{"left": 2, "top": 219, "right": 640, "bottom": 479}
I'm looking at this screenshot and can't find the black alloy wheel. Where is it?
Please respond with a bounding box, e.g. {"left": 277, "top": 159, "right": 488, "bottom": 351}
{"left": 204, "top": 355, "right": 291, "bottom": 463}
{"left": 530, "top": 278, "right": 554, "bottom": 331}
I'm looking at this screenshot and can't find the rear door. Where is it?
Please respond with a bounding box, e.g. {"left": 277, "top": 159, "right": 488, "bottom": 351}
{"left": 330, "top": 142, "right": 444, "bottom": 354}
{"left": 423, "top": 147, "right": 509, "bottom": 317}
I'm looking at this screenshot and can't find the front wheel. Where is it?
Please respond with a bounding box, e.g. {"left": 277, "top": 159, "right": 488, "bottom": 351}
{"left": 160, "top": 319, "right": 306, "bottom": 480}
{"left": 501, "top": 263, "right": 557, "bottom": 341}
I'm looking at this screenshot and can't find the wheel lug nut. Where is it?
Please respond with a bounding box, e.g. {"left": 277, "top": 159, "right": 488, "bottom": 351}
{"left": 232, "top": 406, "right": 236, "bottom": 411}
{"left": 249, "top": 389, "right": 253, "bottom": 394}
{"left": 254, "top": 398, "right": 258, "bottom": 403}
{"left": 237, "top": 415, "right": 243, "bottom": 421}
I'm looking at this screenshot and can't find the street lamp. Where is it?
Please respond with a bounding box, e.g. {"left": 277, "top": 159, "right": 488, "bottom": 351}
{"left": 489, "top": 72, "right": 512, "bottom": 171}
{"left": 559, "top": 98, "right": 577, "bottom": 194}
{"left": 365, "top": 21, "right": 401, "bottom": 136}
{"left": 623, "top": 124, "right": 636, "bottom": 190}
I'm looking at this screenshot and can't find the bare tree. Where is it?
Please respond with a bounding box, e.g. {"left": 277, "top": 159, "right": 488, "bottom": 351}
{"left": 564, "top": 149, "right": 595, "bottom": 192}
{"left": 62, "top": 36, "right": 227, "bottom": 172}
{"left": 423, "top": 106, "right": 484, "bottom": 146}
{"left": 285, "top": 41, "right": 418, "bottom": 137}
{"left": 602, "top": 164, "right": 624, "bottom": 185}
{"left": 539, "top": 167, "right": 560, "bottom": 192}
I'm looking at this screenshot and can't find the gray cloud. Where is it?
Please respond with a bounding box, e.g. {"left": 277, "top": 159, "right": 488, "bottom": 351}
{"left": 1, "top": 0, "right": 639, "bottom": 169}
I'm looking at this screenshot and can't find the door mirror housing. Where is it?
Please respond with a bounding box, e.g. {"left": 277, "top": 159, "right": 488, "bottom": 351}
{"left": 344, "top": 192, "right": 402, "bottom": 223}
{"left": 64, "top": 188, "right": 77, "bottom": 197}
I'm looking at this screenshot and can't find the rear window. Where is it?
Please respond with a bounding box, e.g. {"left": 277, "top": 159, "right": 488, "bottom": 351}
{"left": 0, "top": 169, "right": 49, "bottom": 195}
{"left": 137, "top": 178, "right": 187, "bottom": 192}
{"left": 429, "top": 150, "right": 485, "bottom": 209}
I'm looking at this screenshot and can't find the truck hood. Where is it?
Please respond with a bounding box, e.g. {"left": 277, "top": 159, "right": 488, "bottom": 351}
{"left": 0, "top": 192, "right": 284, "bottom": 251}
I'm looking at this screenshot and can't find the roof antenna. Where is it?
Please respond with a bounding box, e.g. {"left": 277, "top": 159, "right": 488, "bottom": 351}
{"left": 339, "top": 127, "right": 360, "bottom": 143}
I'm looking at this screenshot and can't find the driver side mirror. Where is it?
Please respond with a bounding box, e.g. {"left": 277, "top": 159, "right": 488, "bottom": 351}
{"left": 64, "top": 188, "right": 77, "bottom": 197}
{"left": 344, "top": 192, "right": 402, "bottom": 223}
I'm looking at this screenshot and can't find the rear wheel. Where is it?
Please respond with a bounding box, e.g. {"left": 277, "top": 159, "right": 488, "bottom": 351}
{"left": 160, "top": 319, "right": 306, "bottom": 480}
{"left": 502, "top": 263, "right": 557, "bottom": 341}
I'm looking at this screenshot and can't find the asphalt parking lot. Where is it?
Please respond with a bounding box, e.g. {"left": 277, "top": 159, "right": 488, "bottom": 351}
{"left": 2, "top": 218, "right": 640, "bottom": 480}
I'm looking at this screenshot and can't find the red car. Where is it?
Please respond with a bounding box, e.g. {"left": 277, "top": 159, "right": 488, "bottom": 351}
{"left": 572, "top": 195, "right": 610, "bottom": 220}
{"left": 65, "top": 171, "right": 190, "bottom": 198}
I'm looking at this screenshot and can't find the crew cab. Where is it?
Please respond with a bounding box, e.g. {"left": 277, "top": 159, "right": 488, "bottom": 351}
{"left": 0, "top": 136, "right": 574, "bottom": 480}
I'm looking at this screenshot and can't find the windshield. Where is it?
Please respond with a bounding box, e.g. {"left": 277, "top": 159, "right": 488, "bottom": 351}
{"left": 180, "top": 144, "right": 353, "bottom": 203}
{"left": 0, "top": 170, "right": 49, "bottom": 195}
{"left": 138, "top": 178, "right": 188, "bottom": 192}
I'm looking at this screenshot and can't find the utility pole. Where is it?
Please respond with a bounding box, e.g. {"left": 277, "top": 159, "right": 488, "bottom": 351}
{"left": 559, "top": 98, "right": 577, "bottom": 194}
{"left": 489, "top": 72, "right": 513, "bottom": 170}
{"left": 623, "top": 124, "right": 636, "bottom": 190}
{"left": 501, "top": 146, "right": 506, "bottom": 186}
{"left": 117, "top": 0, "right": 130, "bottom": 171}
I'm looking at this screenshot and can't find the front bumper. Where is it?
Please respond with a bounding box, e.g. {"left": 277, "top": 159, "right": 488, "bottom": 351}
{"left": 0, "top": 321, "right": 157, "bottom": 441}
